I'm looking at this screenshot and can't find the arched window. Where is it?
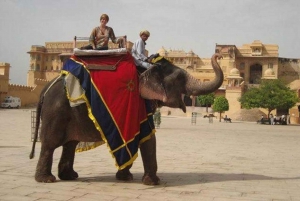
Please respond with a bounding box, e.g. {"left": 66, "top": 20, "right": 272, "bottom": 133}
{"left": 249, "top": 64, "right": 262, "bottom": 84}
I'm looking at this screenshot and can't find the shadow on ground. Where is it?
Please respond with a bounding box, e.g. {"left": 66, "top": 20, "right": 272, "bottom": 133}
{"left": 74, "top": 172, "right": 300, "bottom": 186}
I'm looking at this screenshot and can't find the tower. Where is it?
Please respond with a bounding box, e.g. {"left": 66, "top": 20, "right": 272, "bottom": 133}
{"left": 0, "top": 62, "right": 10, "bottom": 101}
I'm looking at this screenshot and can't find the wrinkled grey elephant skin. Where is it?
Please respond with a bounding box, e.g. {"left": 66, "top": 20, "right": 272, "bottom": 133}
{"left": 29, "top": 53, "right": 223, "bottom": 185}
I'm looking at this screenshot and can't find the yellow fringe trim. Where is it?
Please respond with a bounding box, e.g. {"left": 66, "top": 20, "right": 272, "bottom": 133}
{"left": 75, "top": 141, "right": 105, "bottom": 153}
{"left": 61, "top": 62, "right": 156, "bottom": 170}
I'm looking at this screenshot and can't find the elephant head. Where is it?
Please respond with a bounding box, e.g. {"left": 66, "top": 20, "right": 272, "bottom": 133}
{"left": 139, "top": 53, "right": 224, "bottom": 113}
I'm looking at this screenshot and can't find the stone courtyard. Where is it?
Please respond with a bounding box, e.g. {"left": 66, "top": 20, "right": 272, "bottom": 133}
{"left": 0, "top": 108, "right": 300, "bottom": 201}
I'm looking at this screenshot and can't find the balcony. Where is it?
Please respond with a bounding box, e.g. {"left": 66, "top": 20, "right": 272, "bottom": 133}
{"left": 251, "top": 51, "right": 262, "bottom": 56}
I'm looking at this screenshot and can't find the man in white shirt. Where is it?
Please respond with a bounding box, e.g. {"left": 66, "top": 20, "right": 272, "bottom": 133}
{"left": 131, "top": 30, "right": 153, "bottom": 69}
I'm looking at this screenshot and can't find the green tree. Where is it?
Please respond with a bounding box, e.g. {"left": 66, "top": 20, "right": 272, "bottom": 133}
{"left": 239, "top": 79, "right": 299, "bottom": 117}
{"left": 212, "top": 96, "right": 229, "bottom": 122}
{"left": 198, "top": 93, "right": 215, "bottom": 113}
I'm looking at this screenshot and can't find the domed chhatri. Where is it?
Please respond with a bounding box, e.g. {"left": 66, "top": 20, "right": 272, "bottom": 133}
{"left": 229, "top": 67, "right": 240, "bottom": 76}
{"left": 264, "top": 68, "right": 275, "bottom": 76}
{"left": 263, "top": 68, "right": 276, "bottom": 80}
{"left": 227, "top": 67, "right": 243, "bottom": 87}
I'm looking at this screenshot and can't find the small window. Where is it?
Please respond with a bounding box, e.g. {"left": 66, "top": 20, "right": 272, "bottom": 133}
{"left": 268, "top": 63, "right": 273, "bottom": 69}
{"left": 240, "top": 62, "right": 245, "bottom": 70}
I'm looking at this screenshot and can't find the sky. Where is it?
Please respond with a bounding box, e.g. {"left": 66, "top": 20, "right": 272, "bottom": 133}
{"left": 0, "top": 0, "right": 299, "bottom": 85}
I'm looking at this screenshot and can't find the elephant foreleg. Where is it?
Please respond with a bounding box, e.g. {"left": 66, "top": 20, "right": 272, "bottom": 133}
{"left": 58, "top": 141, "right": 79, "bottom": 180}
{"left": 140, "top": 135, "right": 160, "bottom": 185}
{"left": 116, "top": 164, "right": 133, "bottom": 181}
{"left": 35, "top": 146, "right": 56, "bottom": 183}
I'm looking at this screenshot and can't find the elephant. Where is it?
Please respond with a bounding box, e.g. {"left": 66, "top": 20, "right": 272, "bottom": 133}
{"left": 29, "top": 53, "right": 223, "bottom": 185}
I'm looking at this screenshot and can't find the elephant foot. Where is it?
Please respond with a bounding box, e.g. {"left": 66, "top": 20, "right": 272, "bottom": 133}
{"left": 116, "top": 169, "right": 133, "bottom": 181}
{"left": 35, "top": 173, "right": 56, "bottom": 183}
{"left": 58, "top": 169, "right": 78, "bottom": 181}
{"left": 142, "top": 174, "right": 160, "bottom": 185}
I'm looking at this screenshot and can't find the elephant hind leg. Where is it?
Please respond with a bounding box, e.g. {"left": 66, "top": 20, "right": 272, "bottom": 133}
{"left": 142, "top": 174, "right": 160, "bottom": 185}
{"left": 58, "top": 141, "right": 79, "bottom": 180}
{"left": 35, "top": 147, "right": 56, "bottom": 183}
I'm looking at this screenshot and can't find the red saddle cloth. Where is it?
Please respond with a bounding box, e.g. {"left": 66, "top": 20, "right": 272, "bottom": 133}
{"left": 63, "top": 52, "right": 155, "bottom": 170}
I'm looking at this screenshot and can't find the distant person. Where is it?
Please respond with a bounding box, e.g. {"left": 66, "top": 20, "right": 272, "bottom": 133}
{"left": 269, "top": 113, "right": 274, "bottom": 125}
{"left": 260, "top": 115, "right": 264, "bottom": 124}
{"left": 131, "top": 30, "right": 154, "bottom": 69}
{"left": 224, "top": 115, "right": 231, "bottom": 123}
{"left": 281, "top": 114, "right": 286, "bottom": 125}
{"left": 273, "top": 115, "right": 277, "bottom": 125}
{"left": 81, "top": 14, "right": 124, "bottom": 50}
{"left": 287, "top": 114, "right": 290, "bottom": 124}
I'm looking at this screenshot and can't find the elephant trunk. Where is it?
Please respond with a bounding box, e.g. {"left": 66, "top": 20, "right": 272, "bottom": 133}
{"left": 185, "top": 53, "right": 224, "bottom": 96}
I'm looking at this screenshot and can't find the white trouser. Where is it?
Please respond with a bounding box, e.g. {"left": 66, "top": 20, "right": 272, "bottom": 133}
{"left": 140, "top": 61, "right": 153, "bottom": 69}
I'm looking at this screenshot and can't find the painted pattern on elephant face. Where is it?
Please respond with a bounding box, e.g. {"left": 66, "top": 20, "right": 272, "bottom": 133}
{"left": 139, "top": 53, "right": 224, "bottom": 113}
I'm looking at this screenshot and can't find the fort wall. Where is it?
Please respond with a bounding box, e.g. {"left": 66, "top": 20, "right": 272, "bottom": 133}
{"left": 0, "top": 40, "right": 299, "bottom": 123}
{"left": 3, "top": 78, "right": 50, "bottom": 107}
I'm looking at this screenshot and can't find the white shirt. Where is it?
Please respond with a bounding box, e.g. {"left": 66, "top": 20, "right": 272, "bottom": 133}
{"left": 131, "top": 38, "right": 148, "bottom": 67}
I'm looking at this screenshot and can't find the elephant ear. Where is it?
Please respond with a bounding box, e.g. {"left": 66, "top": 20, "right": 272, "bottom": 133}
{"left": 139, "top": 64, "right": 167, "bottom": 102}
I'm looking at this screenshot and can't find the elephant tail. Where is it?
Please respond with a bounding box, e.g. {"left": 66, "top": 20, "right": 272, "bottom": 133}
{"left": 29, "top": 75, "right": 62, "bottom": 159}
{"left": 29, "top": 96, "right": 43, "bottom": 159}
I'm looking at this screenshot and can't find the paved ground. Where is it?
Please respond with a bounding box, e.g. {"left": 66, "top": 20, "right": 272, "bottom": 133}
{"left": 1, "top": 108, "right": 300, "bottom": 201}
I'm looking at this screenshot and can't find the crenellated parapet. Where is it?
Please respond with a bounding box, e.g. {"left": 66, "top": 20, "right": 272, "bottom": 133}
{"left": 8, "top": 84, "right": 34, "bottom": 91}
